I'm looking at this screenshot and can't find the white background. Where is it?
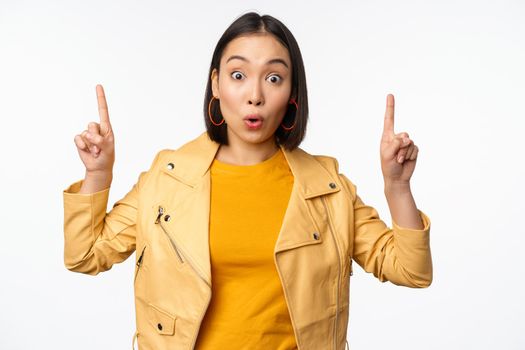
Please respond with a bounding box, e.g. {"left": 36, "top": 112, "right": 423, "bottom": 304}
{"left": 1, "top": 0, "right": 524, "bottom": 349}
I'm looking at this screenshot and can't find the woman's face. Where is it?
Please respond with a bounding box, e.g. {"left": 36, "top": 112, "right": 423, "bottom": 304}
{"left": 211, "top": 32, "right": 293, "bottom": 149}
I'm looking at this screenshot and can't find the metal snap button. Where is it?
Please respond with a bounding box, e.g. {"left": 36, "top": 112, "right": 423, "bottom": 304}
{"left": 164, "top": 214, "right": 171, "bottom": 222}
{"left": 167, "top": 163, "right": 174, "bottom": 170}
{"left": 313, "top": 232, "right": 320, "bottom": 240}
{"left": 329, "top": 182, "right": 336, "bottom": 189}
{"left": 157, "top": 323, "right": 163, "bottom": 331}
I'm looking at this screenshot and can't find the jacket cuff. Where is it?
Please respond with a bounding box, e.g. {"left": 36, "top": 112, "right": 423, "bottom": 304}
{"left": 392, "top": 210, "right": 431, "bottom": 247}
{"left": 63, "top": 179, "right": 110, "bottom": 205}
{"left": 392, "top": 209, "right": 430, "bottom": 232}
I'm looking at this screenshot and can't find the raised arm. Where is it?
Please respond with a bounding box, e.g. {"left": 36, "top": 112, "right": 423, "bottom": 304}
{"left": 342, "top": 94, "right": 432, "bottom": 288}
{"left": 63, "top": 84, "right": 157, "bottom": 275}
{"left": 340, "top": 174, "right": 432, "bottom": 288}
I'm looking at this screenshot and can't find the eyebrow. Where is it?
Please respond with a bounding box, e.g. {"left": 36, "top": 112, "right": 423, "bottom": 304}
{"left": 225, "top": 55, "right": 289, "bottom": 69}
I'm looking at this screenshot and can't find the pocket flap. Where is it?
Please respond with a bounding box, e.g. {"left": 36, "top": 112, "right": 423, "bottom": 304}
{"left": 147, "top": 303, "right": 176, "bottom": 336}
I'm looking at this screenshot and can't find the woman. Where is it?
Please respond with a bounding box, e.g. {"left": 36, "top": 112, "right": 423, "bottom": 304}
{"left": 63, "top": 12, "right": 432, "bottom": 350}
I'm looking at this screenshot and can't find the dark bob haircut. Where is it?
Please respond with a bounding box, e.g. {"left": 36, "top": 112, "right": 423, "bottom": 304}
{"left": 203, "top": 12, "right": 308, "bottom": 151}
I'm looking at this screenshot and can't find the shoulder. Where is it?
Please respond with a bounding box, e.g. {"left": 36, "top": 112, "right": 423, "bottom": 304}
{"left": 295, "top": 146, "right": 343, "bottom": 177}
{"left": 147, "top": 148, "right": 172, "bottom": 171}
{"left": 311, "top": 153, "right": 340, "bottom": 173}
{"left": 147, "top": 132, "right": 213, "bottom": 169}
{"left": 300, "top": 148, "right": 358, "bottom": 199}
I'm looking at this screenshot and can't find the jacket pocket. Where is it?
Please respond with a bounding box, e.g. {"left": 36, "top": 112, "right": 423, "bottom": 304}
{"left": 147, "top": 303, "right": 177, "bottom": 336}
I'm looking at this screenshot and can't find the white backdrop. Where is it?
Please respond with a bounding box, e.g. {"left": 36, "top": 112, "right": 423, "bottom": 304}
{"left": 1, "top": 0, "right": 524, "bottom": 349}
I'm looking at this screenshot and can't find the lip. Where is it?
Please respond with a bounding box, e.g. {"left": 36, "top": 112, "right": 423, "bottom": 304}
{"left": 243, "top": 114, "right": 263, "bottom": 130}
{"left": 243, "top": 114, "right": 263, "bottom": 121}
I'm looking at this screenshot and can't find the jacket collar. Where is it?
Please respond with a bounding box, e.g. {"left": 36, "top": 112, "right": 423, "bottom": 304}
{"left": 161, "top": 131, "right": 340, "bottom": 199}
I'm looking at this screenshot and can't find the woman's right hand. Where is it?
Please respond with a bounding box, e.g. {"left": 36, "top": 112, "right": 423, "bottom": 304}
{"left": 74, "top": 84, "right": 115, "bottom": 175}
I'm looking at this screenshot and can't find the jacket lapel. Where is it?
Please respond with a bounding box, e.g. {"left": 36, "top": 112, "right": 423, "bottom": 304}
{"left": 158, "top": 132, "right": 341, "bottom": 279}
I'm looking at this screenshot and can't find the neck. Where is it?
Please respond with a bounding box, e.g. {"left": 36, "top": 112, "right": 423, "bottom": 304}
{"left": 215, "top": 134, "right": 279, "bottom": 166}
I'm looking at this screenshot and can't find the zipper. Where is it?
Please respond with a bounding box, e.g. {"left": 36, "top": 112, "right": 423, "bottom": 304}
{"left": 153, "top": 205, "right": 212, "bottom": 349}
{"left": 134, "top": 245, "right": 146, "bottom": 284}
{"left": 155, "top": 206, "right": 184, "bottom": 264}
{"left": 155, "top": 206, "right": 164, "bottom": 224}
{"left": 155, "top": 205, "right": 211, "bottom": 285}
{"left": 322, "top": 196, "right": 341, "bottom": 350}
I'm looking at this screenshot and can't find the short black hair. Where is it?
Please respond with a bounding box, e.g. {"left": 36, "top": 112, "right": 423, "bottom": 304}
{"left": 203, "top": 12, "right": 308, "bottom": 151}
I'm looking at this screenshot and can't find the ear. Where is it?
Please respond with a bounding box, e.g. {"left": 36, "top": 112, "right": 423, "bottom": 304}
{"left": 211, "top": 68, "right": 220, "bottom": 98}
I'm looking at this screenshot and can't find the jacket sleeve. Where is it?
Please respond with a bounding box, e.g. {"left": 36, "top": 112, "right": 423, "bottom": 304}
{"left": 62, "top": 151, "right": 163, "bottom": 275}
{"left": 339, "top": 173, "right": 433, "bottom": 288}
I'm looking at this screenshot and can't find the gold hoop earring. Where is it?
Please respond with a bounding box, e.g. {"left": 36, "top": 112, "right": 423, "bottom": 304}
{"left": 281, "top": 98, "right": 298, "bottom": 131}
{"left": 208, "top": 96, "right": 225, "bottom": 126}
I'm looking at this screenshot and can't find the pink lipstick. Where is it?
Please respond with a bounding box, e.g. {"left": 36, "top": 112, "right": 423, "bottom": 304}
{"left": 243, "top": 114, "right": 263, "bottom": 130}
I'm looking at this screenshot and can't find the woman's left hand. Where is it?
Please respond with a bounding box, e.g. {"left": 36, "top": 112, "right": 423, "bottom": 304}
{"left": 380, "top": 94, "right": 419, "bottom": 185}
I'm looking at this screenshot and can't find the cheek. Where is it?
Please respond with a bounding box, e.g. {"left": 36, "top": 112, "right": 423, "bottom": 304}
{"left": 273, "top": 81, "right": 292, "bottom": 107}
{"left": 269, "top": 90, "right": 292, "bottom": 114}
{"left": 218, "top": 82, "right": 241, "bottom": 108}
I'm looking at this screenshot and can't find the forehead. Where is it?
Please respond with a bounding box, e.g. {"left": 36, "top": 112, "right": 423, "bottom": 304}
{"left": 221, "top": 33, "right": 291, "bottom": 66}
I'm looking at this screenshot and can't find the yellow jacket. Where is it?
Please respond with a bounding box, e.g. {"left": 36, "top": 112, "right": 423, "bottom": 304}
{"left": 63, "top": 131, "right": 432, "bottom": 350}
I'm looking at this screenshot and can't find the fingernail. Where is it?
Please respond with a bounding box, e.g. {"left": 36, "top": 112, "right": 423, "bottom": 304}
{"left": 403, "top": 138, "right": 409, "bottom": 144}
{"left": 86, "top": 132, "right": 92, "bottom": 138}
{"left": 398, "top": 156, "right": 404, "bottom": 163}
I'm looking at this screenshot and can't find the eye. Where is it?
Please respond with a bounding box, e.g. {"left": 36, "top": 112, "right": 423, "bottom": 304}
{"left": 267, "top": 74, "right": 282, "bottom": 84}
{"left": 231, "top": 71, "right": 245, "bottom": 80}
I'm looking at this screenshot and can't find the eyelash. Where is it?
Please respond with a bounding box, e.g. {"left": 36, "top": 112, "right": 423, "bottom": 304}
{"left": 231, "top": 71, "right": 282, "bottom": 84}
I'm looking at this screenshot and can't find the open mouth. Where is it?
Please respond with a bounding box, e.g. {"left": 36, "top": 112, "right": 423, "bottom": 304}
{"left": 244, "top": 118, "right": 263, "bottom": 129}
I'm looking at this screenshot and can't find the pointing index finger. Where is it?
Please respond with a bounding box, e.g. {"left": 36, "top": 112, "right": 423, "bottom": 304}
{"left": 96, "top": 84, "right": 111, "bottom": 132}
{"left": 383, "top": 93, "right": 395, "bottom": 137}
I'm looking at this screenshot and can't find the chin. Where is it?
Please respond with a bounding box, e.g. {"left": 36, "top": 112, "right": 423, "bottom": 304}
{"left": 230, "top": 127, "right": 274, "bottom": 145}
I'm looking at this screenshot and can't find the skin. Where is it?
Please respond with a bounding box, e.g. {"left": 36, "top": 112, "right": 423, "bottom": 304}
{"left": 74, "top": 85, "right": 114, "bottom": 194}
{"left": 73, "top": 37, "right": 423, "bottom": 229}
{"left": 210, "top": 32, "right": 293, "bottom": 165}
{"left": 381, "top": 94, "right": 424, "bottom": 229}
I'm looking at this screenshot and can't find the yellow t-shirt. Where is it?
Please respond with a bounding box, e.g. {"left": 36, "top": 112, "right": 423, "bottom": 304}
{"left": 194, "top": 148, "right": 297, "bottom": 350}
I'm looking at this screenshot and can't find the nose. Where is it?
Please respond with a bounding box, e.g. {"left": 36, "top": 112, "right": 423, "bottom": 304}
{"left": 248, "top": 81, "right": 264, "bottom": 106}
